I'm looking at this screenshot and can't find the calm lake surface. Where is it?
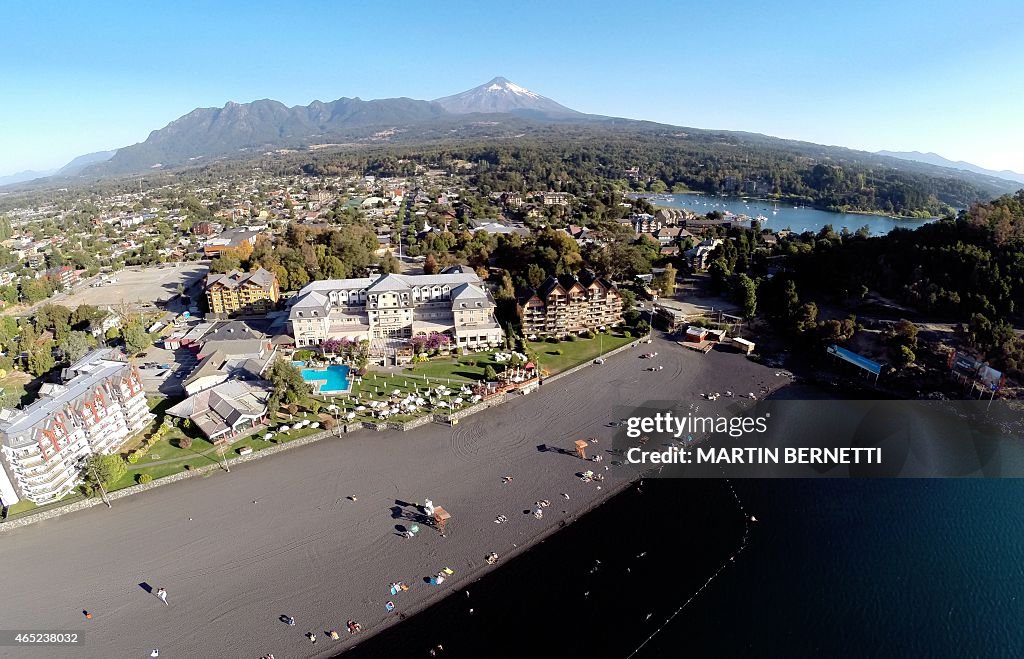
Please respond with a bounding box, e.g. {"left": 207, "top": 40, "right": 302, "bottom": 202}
{"left": 641, "top": 192, "right": 936, "bottom": 236}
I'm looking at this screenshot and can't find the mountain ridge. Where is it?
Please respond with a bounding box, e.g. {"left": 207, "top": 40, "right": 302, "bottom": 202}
{"left": 5, "top": 78, "right": 1022, "bottom": 208}
{"left": 877, "top": 150, "right": 1024, "bottom": 185}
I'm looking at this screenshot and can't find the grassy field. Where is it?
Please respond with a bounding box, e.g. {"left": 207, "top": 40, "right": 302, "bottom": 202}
{"left": 527, "top": 333, "right": 636, "bottom": 375}
{"left": 400, "top": 353, "right": 501, "bottom": 381}
{"left": 0, "top": 370, "right": 36, "bottom": 409}
{"left": 4, "top": 491, "right": 85, "bottom": 520}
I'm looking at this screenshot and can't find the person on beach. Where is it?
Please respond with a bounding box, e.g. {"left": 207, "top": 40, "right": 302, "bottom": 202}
{"left": 284, "top": 615, "right": 295, "bottom": 626}
{"left": 155, "top": 588, "right": 168, "bottom": 605}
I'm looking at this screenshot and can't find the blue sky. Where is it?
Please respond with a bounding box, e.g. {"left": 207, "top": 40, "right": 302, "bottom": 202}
{"left": 3, "top": 0, "right": 1023, "bottom": 176}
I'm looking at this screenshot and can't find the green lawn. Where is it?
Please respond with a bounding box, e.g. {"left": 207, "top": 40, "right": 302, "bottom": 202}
{"left": 4, "top": 491, "right": 84, "bottom": 520}
{"left": 308, "top": 358, "right": 496, "bottom": 425}
{"left": 527, "top": 333, "right": 636, "bottom": 375}
{"left": 133, "top": 429, "right": 215, "bottom": 465}
{"left": 5, "top": 499, "right": 38, "bottom": 516}
{"left": 400, "top": 353, "right": 498, "bottom": 382}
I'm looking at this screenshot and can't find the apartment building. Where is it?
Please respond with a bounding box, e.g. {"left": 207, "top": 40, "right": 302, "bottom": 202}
{"left": 205, "top": 268, "right": 280, "bottom": 316}
{"left": 518, "top": 272, "right": 623, "bottom": 338}
{"left": 0, "top": 350, "right": 153, "bottom": 506}
{"left": 289, "top": 272, "right": 504, "bottom": 352}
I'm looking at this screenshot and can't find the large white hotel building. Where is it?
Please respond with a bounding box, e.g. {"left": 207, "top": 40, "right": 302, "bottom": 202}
{"left": 288, "top": 270, "right": 505, "bottom": 352}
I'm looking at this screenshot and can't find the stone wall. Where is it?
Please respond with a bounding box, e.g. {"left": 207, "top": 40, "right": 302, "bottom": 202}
{"left": 433, "top": 393, "right": 510, "bottom": 425}
{"left": 0, "top": 429, "right": 337, "bottom": 533}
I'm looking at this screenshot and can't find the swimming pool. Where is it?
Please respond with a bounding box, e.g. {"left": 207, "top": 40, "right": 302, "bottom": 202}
{"left": 300, "top": 364, "right": 351, "bottom": 394}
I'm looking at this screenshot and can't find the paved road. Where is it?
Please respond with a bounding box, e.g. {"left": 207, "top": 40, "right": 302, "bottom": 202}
{"left": 0, "top": 335, "right": 782, "bottom": 659}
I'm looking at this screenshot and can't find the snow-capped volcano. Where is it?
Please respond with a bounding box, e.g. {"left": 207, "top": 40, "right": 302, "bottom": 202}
{"left": 433, "top": 77, "right": 581, "bottom": 116}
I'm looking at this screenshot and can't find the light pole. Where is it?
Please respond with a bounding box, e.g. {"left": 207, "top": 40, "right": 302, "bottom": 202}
{"left": 82, "top": 457, "right": 111, "bottom": 508}
{"left": 217, "top": 445, "right": 230, "bottom": 473}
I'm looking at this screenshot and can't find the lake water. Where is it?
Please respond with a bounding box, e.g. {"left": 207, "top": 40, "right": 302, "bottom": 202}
{"left": 640, "top": 193, "right": 936, "bottom": 236}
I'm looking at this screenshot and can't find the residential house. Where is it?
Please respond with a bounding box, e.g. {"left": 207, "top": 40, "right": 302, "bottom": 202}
{"left": 44, "top": 265, "right": 79, "bottom": 289}
{"left": 202, "top": 227, "right": 260, "bottom": 257}
{"left": 685, "top": 238, "right": 724, "bottom": 271}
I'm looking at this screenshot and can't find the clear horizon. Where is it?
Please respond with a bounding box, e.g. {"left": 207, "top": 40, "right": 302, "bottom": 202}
{"left": 3, "top": 0, "right": 1023, "bottom": 177}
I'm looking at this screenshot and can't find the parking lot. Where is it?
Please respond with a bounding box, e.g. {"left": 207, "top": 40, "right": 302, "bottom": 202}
{"left": 61, "top": 263, "right": 208, "bottom": 309}
{"left": 135, "top": 344, "right": 200, "bottom": 396}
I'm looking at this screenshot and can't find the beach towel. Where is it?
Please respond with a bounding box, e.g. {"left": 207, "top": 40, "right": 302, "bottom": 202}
{"left": 391, "top": 585, "right": 399, "bottom": 596}
{"left": 442, "top": 567, "right": 455, "bottom": 575}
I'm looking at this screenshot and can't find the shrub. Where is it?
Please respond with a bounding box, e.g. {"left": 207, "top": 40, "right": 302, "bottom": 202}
{"left": 177, "top": 436, "right": 193, "bottom": 450}
{"left": 623, "top": 331, "right": 632, "bottom": 339}
{"left": 581, "top": 331, "right": 595, "bottom": 339}
{"left": 136, "top": 473, "right": 152, "bottom": 484}
{"left": 546, "top": 337, "right": 559, "bottom": 344}
{"left": 126, "top": 453, "right": 140, "bottom": 464}
{"left": 565, "top": 334, "right": 577, "bottom": 342}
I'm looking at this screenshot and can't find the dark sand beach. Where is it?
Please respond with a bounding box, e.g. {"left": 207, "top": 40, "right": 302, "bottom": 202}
{"left": 0, "top": 335, "right": 783, "bottom": 658}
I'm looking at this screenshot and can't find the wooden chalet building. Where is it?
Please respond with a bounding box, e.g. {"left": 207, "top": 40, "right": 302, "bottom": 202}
{"left": 518, "top": 272, "right": 622, "bottom": 338}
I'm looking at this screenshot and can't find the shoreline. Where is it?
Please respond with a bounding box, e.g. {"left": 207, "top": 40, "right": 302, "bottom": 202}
{"left": 340, "top": 476, "right": 639, "bottom": 656}
{"left": 338, "top": 478, "right": 753, "bottom": 659}
{"left": 631, "top": 192, "right": 940, "bottom": 221}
